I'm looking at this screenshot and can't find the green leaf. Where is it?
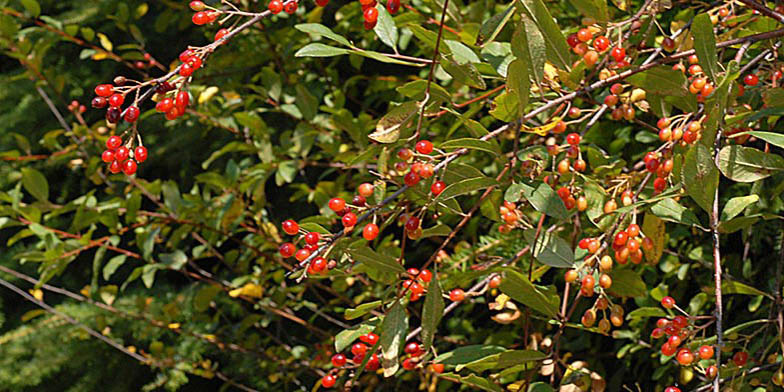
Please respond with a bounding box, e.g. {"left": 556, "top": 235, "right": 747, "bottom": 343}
{"left": 701, "top": 60, "right": 738, "bottom": 148}
{"left": 512, "top": 18, "right": 546, "bottom": 85}
{"left": 103, "top": 255, "right": 127, "bottom": 281}
{"left": 348, "top": 247, "right": 405, "bottom": 275}
{"left": 20, "top": 168, "right": 48, "bottom": 202}
{"left": 159, "top": 250, "right": 188, "bottom": 270}
{"left": 721, "top": 195, "right": 759, "bottom": 221}
{"left": 506, "top": 59, "right": 530, "bottom": 114}
{"left": 681, "top": 144, "right": 718, "bottom": 213}
{"left": 437, "top": 177, "right": 498, "bottom": 201}
{"left": 370, "top": 101, "right": 419, "bottom": 144}
{"left": 626, "top": 66, "right": 688, "bottom": 97}
{"left": 568, "top": 0, "right": 609, "bottom": 22}
{"left": 512, "top": 182, "right": 570, "bottom": 220}
{"left": 193, "top": 285, "right": 222, "bottom": 312}
{"left": 691, "top": 13, "right": 718, "bottom": 83}
{"left": 294, "top": 43, "right": 351, "bottom": 57}
{"left": 20, "top": 0, "right": 41, "bottom": 17}
{"left": 607, "top": 269, "right": 647, "bottom": 298}
{"left": 141, "top": 264, "right": 163, "bottom": 289}
{"left": 732, "top": 131, "right": 784, "bottom": 149}
{"left": 421, "top": 224, "right": 452, "bottom": 238}
{"left": 650, "top": 198, "right": 703, "bottom": 228}
{"left": 523, "top": 229, "right": 574, "bottom": 268}
{"left": 434, "top": 345, "right": 507, "bottom": 365}
{"left": 499, "top": 269, "right": 559, "bottom": 318}
{"left": 294, "top": 23, "right": 351, "bottom": 46}
{"left": 345, "top": 300, "right": 382, "bottom": 320}
{"left": 438, "top": 373, "right": 502, "bottom": 392}
{"left": 475, "top": 4, "right": 515, "bottom": 46}
{"left": 445, "top": 40, "right": 480, "bottom": 64}
{"left": 717, "top": 145, "right": 784, "bottom": 182}
{"left": 421, "top": 273, "right": 444, "bottom": 351}
{"left": 397, "top": 80, "right": 452, "bottom": 103}
{"left": 373, "top": 4, "right": 397, "bottom": 50}
{"left": 380, "top": 299, "right": 408, "bottom": 377}
{"left": 441, "top": 56, "right": 486, "bottom": 89}
{"left": 626, "top": 307, "right": 667, "bottom": 321}
{"left": 489, "top": 91, "right": 519, "bottom": 121}
{"left": 722, "top": 281, "right": 772, "bottom": 299}
{"left": 461, "top": 350, "right": 546, "bottom": 372}
{"left": 763, "top": 88, "right": 784, "bottom": 107}
{"left": 439, "top": 138, "right": 500, "bottom": 155}
{"left": 335, "top": 320, "right": 378, "bottom": 352}
{"left": 515, "top": 0, "right": 572, "bottom": 70}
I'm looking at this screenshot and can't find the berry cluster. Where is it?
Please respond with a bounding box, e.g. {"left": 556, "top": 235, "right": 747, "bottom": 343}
{"left": 311, "top": 0, "right": 402, "bottom": 30}
{"left": 279, "top": 219, "right": 331, "bottom": 274}
{"left": 400, "top": 267, "right": 433, "bottom": 302}
{"left": 101, "top": 135, "right": 147, "bottom": 175}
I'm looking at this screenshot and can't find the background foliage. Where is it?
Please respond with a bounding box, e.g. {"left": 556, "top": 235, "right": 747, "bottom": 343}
{"left": 1, "top": 0, "right": 784, "bottom": 391}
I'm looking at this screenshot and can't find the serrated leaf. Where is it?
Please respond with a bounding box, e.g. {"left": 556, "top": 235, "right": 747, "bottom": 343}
{"left": 717, "top": 145, "right": 784, "bottom": 182}
{"left": 348, "top": 247, "right": 405, "bottom": 275}
{"left": 295, "top": 23, "right": 351, "bottom": 46}
{"left": 476, "top": 4, "right": 515, "bottom": 46}
{"left": 380, "top": 300, "right": 408, "bottom": 377}
{"left": 437, "top": 177, "right": 498, "bottom": 201}
{"left": 370, "top": 101, "right": 419, "bottom": 143}
{"left": 421, "top": 274, "right": 444, "bottom": 351}
{"left": 373, "top": 4, "right": 397, "bottom": 50}
{"left": 515, "top": 0, "right": 572, "bottom": 70}
{"left": 607, "top": 269, "right": 647, "bottom": 298}
{"left": 721, "top": 195, "right": 759, "bottom": 221}
{"left": 626, "top": 66, "right": 688, "bottom": 97}
{"left": 691, "top": 13, "right": 718, "bottom": 83}
{"left": 681, "top": 144, "right": 718, "bottom": 213}
{"left": 294, "top": 43, "right": 351, "bottom": 57}
{"left": 499, "top": 270, "right": 559, "bottom": 318}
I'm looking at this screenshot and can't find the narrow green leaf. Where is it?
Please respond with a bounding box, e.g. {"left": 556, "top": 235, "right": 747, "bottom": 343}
{"left": 437, "top": 177, "right": 498, "bottom": 201}
{"left": 348, "top": 247, "right": 406, "bottom": 275}
{"left": 506, "top": 58, "right": 530, "bottom": 114}
{"left": 345, "top": 300, "right": 383, "bottom": 320}
{"left": 732, "top": 131, "right": 784, "bottom": 149}
{"left": 515, "top": 0, "right": 572, "bottom": 70}
{"left": 523, "top": 229, "right": 574, "bottom": 268}
{"left": 626, "top": 307, "right": 667, "bottom": 320}
{"left": 512, "top": 17, "right": 546, "bottom": 85}
{"left": 721, "top": 195, "right": 759, "bottom": 221}
{"left": 294, "top": 23, "right": 351, "bottom": 46}
{"left": 691, "top": 13, "right": 718, "bottom": 83}
{"left": 439, "top": 138, "right": 500, "bottom": 155}
{"left": 461, "top": 350, "right": 546, "bottom": 372}
{"left": 722, "top": 280, "right": 773, "bottom": 299}
{"left": 335, "top": 320, "right": 379, "bottom": 352}
{"left": 681, "top": 144, "right": 719, "bottom": 213}
{"left": 438, "top": 373, "right": 503, "bottom": 392}
{"left": 568, "top": 0, "right": 609, "bottom": 22}
{"left": 499, "top": 269, "right": 559, "bottom": 318}
{"left": 441, "top": 56, "right": 486, "bottom": 89}
{"left": 475, "top": 4, "right": 515, "bottom": 47}
{"left": 380, "top": 300, "right": 408, "bottom": 377}
{"left": 717, "top": 145, "right": 784, "bottom": 182}
{"left": 434, "top": 345, "right": 506, "bottom": 365}
{"left": 421, "top": 273, "right": 444, "bottom": 351}
{"left": 650, "top": 198, "right": 704, "bottom": 228}
{"left": 20, "top": 0, "right": 41, "bottom": 17}
{"left": 525, "top": 182, "right": 570, "bottom": 220}
{"left": 20, "top": 168, "right": 48, "bottom": 202}
{"left": 294, "top": 43, "right": 351, "bottom": 57}
{"left": 370, "top": 101, "right": 419, "bottom": 144}
{"left": 373, "top": 4, "right": 398, "bottom": 50}
{"left": 626, "top": 66, "right": 688, "bottom": 97}
{"left": 103, "top": 255, "right": 127, "bottom": 281}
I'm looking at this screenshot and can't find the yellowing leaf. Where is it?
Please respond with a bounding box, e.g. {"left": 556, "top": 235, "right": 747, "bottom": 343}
{"left": 521, "top": 117, "right": 563, "bottom": 136}
{"left": 97, "top": 33, "right": 113, "bottom": 51}
{"left": 642, "top": 213, "right": 666, "bottom": 264}
{"left": 30, "top": 288, "right": 43, "bottom": 301}
{"left": 370, "top": 101, "right": 419, "bottom": 143}
{"left": 167, "top": 323, "right": 181, "bottom": 329}
{"left": 92, "top": 52, "right": 109, "bottom": 61}
{"left": 229, "top": 283, "right": 264, "bottom": 298}
{"left": 199, "top": 86, "right": 219, "bottom": 104}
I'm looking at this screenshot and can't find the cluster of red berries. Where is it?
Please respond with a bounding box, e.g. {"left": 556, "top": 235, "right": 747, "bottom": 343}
{"left": 278, "top": 219, "right": 332, "bottom": 274}
{"left": 101, "top": 135, "right": 147, "bottom": 175}
{"left": 189, "top": 2, "right": 220, "bottom": 24}
{"left": 603, "top": 83, "right": 640, "bottom": 121}
{"left": 566, "top": 28, "right": 629, "bottom": 69}
{"left": 67, "top": 100, "right": 86, "bottom": 114}
{"left": 92, "top": 82, "right": 140, "bottom": 124}
{"left": 154, "top": 78, "right": 190, "bottom": 120}
{"left": 497, "top": 201, "right": 521, "bottom": 233}
{"left": 400, "top": 267, "right": 433, "bottom": 301}
{"left": 316, "top": 0, "right": 401, "bottom": 30}
{"left": 267, "top": 0, "right": 298, "bottom": 16}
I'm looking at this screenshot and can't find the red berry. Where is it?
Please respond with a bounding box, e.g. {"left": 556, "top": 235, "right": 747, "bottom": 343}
{"left": 331, "top": 353, "right": 347, "bottom": 367}
{"left": 134, "top": 146, "right": 148, "bottom": 163}
{"left": 284, "top": 1, "right": 297, "bottom": 14}
{"left": 279, "top": 243, "right": 296, "bottom": 257}
{"left": 342, "top": 212, "right": 358, "bottom": 227}
{"left": 363, "top": 6, "right": 379, "bottom": 23}
{"left": 698, "top": 345, "right": 714, "bottom": 360}
{"left": 405, "top": 216, "right": 420, "bottom": 232}
{"left": 189, "top": 1, "right": 206, "bottom": 11}
{"left": 743, "top": 74, "right": 759, "bottom": 86}
{"left": 351, "top": 343, "right": 367, "bottom": 357}
{"left": 108, "top": 94, "right": 124, "bottom": 107}
{"left": 295, "top": 248, "right": 311, "bottom": 262}
{"left": 366, "top": 353, "right": 380, "bottom": 371}
{"left": 363, "top": 223, "right": 379, "bottom": 240}
{"left": 402, "top": 358, "right": 416, "bottom": 370}
{"left": 305, "top": 232, "right": 320, "bottom": 245}
{"left": 179, "top": 49, "right": 195, "bottom": 63}
{"left": 309, "top": 257, "right": 327, "bottom": 273}
{"left": 108, "top": 160, "right": 122, "bottom": 174}
{"left": 358, "top": 183, "right": 374, "bottom": 197}
{"left": 92, "top": 97, "right": 107, "bottom": 108}
{"left": 733, "top": 351, "right": 748, "bottom": 366}
{"left": 672, "top": 315, "right": 688, "bottom": 329}
{"left": 316, "top": 0, "right": 329, "bottom": 6}
{"left": 94, "top": 84, "right": 114, "bottom": 97}
{"left": 661, "top": 296, "right": 675, "bottom": 309}
{"left": 282, "top": 219, "right": 299, "bottom": 235}
{"left": 387, "top": 0, "right": 400, "bottom": 13}
{"left": 415, "top": 140, "right": 434, "bottom": 154}
{"left": 593, "top": 35, "right": 609, "bottom": 52}
{"left": 576, "top": 28, "right": 592, "bottom": 42}
{"left": 449, "top": 288, "right": 466, "bottom": 301}
{"left": 101, "top": 150, "right": 115, "bottom": 163}
{"left": 214, "top": 28, "right": 229, "bottom": 41}
{"left": 192, "top": 11, "right": 210, "bottom": 25}
{"left": 419, "top": 269, "right": 432, "bottom": 283}
{"left": 106, "top": 135, "right": 122, "bottom": 150}
{"left": 404, "top": 171, "right": 420, "bottom": 187}
{"left": 664, "top": 387, "right": 681, "bottom": 392}
{"left": 329, "top": 197, "right": 346, "bottom": 212}
{"left": 321, "top": 374, "right": 336, "bottom": 388}
{"left": 611, "top": 46, "right": 626, "bottom": 62}
{"left": 268, "top": 0, "right": 284, "bottom": 14}
{"left": 404, "top": 342, "right": 422, "bottom": 356}
{"left": 650, "top": 328, "right": 664, "bottom": 339}
{"left": 115, "top": 146, "right": 129, "bottom": 162}
{"left": 430, "top": 180, "right": 446, "bottom": 195}
{"left": 566, "top": 133, "right": 581, "bottom": 145}
{"left": 566, "top": 33, "right": 580, "bottom": 48}
{"left": 661, "top": 342, "right": 676, "bottom": 356}
{"left": 359, "top": 332, "right": 379, "bottom": 345}
{"left": 176, "top": 91, "right": 190, "bottom": 111}
{"left": 122, "top": 159, "right": 137, "bottom": 175}
{"left": 614, "top": 231, "right": 628, "bottom": 246}
{"left": 653, "top": 177, "right": 667, "bottom": 193}
{"left": 676, "top": 348, "right": 694, "bottom": 365}
{"left": 124, "top": 106, "right": 140, "bottom": 122}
